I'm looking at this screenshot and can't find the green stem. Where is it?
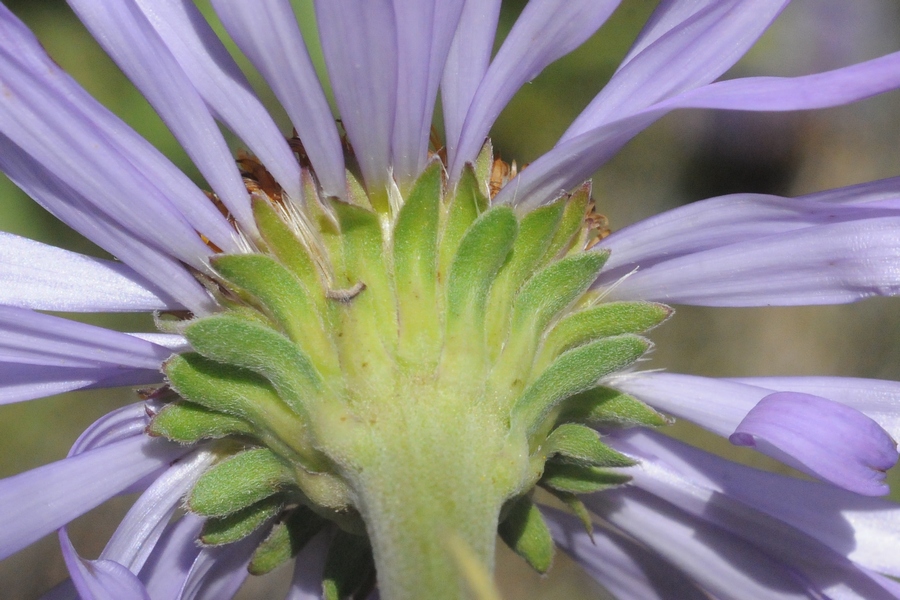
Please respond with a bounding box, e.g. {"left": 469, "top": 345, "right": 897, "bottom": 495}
{"left": 346, "top": 399, "right": 522, "bottom": 600}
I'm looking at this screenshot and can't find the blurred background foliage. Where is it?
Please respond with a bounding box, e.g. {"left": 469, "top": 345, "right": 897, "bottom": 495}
{"left": 2, "top": 0, "right": 900, "bottom": 598}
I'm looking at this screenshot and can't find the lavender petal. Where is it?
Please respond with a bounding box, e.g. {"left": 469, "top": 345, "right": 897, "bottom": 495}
{"left": 0, "top": 6, "right": 237, "bottom": 257}
{"left": 66, "top": 0, "right": 254, "bottom": 233}
{"left": 133, "top": 0, "right": 304, "bottom": 204}
{"left": 0, "top": 232, "right": 178, "bottom": 312}
{"left": 562, "top": 0, "right": 788, "bottom": 139}
{"left": 611, "top": 428, "right": 900, "bottom": 577}
{"left": 0, "top": 435, "right": 186, "bottom": 561}
{"left": 315, "top": 0, "right": 397, "bottom": 193}
{"left": 138, "top": 515, "right": 205, "bottom": 599}
{"left": 731, "top": 392, "right": 898, "bottom": 496}
{"left": 285, "top": 531, "right": 331, "bottom": 600}
{"left": 544, "top": 508, "right": 708, "bottom": 599}
{"left": 0, "top": 137, "right": 217, "bottom": 315}
{"left": 210, "top": 0, "right": 345, "bottom": 198}
{"left": 498, "top": 51, "right": 900, "bottom": 209}
{"left": 390, "top": 0, "right": 466, "bottom": 185}
{"left": 449, "top": 0, "right": 620, "bottom": 178}
{"left": 602, "top": 216, "right": 900, "bottom": 306}
{"left": 440, "top": 0, "right": 501, "bottom": 163}
{"left": 60, "top": 528, "right": 149, "bottom": 600}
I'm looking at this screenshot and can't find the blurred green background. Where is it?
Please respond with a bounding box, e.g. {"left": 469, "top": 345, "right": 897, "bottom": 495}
{"left": 1, "top": 0, "right": 900, "bottom": 598}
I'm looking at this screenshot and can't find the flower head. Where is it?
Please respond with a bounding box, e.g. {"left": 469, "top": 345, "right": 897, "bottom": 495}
{"left": 3, "top": 1, "right": 900, "bottom": 599}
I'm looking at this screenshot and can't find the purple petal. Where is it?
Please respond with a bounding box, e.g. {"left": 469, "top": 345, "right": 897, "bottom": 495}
{"left": 0, "top": 138, "right": 217, "bottom": 315}
{"left": 449, "top": 0, "right": 620, "bottom": 178}
{"left": 179, "top": 531, "right": 263, "bottom": 600}
{"left": 497, "top": 50, "right": 900, "bottom": 209}
{"left": 66, "top": 0, "right": 254, "bottom": 233}
{"left": 611, "top": 428, "right": 900, "bottom": 577}
{"left": 544, "top": 508, "right": 708, "bottom": 599}
{"left": 0, "top": 308, "right": 174, "bottom": 403}
{"left": 285, "top": 531, "right": 331, "bottom": 600}
{"left": 0, "top": 6, "right": 237, "bottom": 258}
{"left": 730, "top": 376, "right": 900, "bottom": 441}
{"left": 609, "top": 372, "right": 759, "bottom": 435}
{"left": 69, "top": 404, "right": 157, "bottom": 458}
{"left": 0, "top": 232, "right": 179, "bottom": 312}
{"left": 60, "top": 528, "right": 149, "bottom": 600}
{"left": 391, "top": 0, "right": 465, "bottom": 185}
{"left": 612, "top": 372, "right": 900, "bottom": 493}
{"left": 602, "top": 216, "right": 900, "bottom": 306}
{"left": 132, "top": 0, "right": 304, "bottom": 204}
{"left": 599, "top": 181, "right": 900, "bottom": 281}
{"left": 210, "top": 0, "right": 346, "bottom": 198}
{"left": 138, "top": 515, "right": 205, "bottom": 599}
{"left": 316, "top": 0, "right": 397, "bottom": 192}
{"left": 584, "top": 488, "right": 816, "bottom": 600}
{"left": 440, "top": 0, "right": 501, "bottom": 163}
{"left": 730, "top": 392, "right": 898, "bottom": 496}
{"left": 590, "top": 444, "right": 900, "bottom": 598}
{"left": 562, "top": 0, "right": 788, "bottom": 139}
{"left": 0, "top": 434, "right": 186, "bottom": 561}
{"left": 99, "top": 449, "right": 216, "bottom": 573}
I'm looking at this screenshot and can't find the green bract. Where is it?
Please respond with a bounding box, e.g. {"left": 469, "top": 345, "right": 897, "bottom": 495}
{"left": 153, "top": 152, "right": 671, "bottom": 600}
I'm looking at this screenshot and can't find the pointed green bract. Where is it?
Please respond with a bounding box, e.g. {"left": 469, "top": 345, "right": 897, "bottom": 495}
{"left": 249, "top": 507, "right": 326, "bottom": 575}
{"left": 513, "top": 334, "right": 651, "bottom": 436}
{"left": 252, "top": 197, "right": 322, "bottom": 297}
{"left": 438, "top": 165, "right": 489, "bottom": 284}
{"left": 540, "top": 462, "right": 632, "bottom": 494}
{"left": 537, "top": 301, "right": 671, "bottom": 370}
{"left": 484, "top": 200, "right": 566, "bottom": 354}
{"left": 542, "top": 184, "right": 590, "bottom": 262}
{"left": 200, "top": 495, "right": 284, "bottom": 546}
{"left": 393, "top": 161, "right": 443, "bottom": 364}
{"left": 323, "top": 531, "right": 375, "bottom": 600}
{"left": 559, "top": 386, "right": 669, "bottom": 428}
{"left": 189, "top": 448, "right": 292, "bottom": 517}
{"left": 184, "top": 315, "right": 320, "bottom": 413}
{"left": 543, "top": 424, "right": 636, "bottom": 468}
{"left": 442, "top": 206, "right": 517, "bottom": 382}
{"left": 147, "top": 400, "right": 252, "bottom": 443}
{"left": 497, "top": 496, "right": 554, "bottom": 574}
{"left": 212, "top": 254, "right": 338, "bottom": 376}
{"left": 547, "top": 490, "right": 594, "bottom": 539}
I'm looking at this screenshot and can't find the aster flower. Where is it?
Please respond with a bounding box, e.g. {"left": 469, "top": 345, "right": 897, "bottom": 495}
{"left": 2, "top": 1, "right": 900, "bottom": 599}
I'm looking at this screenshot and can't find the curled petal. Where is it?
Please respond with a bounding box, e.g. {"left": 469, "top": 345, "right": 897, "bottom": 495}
{"left": 60, "top": 528, "right": 148, "bottom": 600}
{"left": 731, "top": 376, "right": 900, "bottom": 441}
{"left": 138, "top": 515, "right": 205, "bottom": 599}
{"left": 731, "top": 392, "right": 898, "bottom": 496}
{"left": 285, "top": 530, "right": 332, "bottom": 600}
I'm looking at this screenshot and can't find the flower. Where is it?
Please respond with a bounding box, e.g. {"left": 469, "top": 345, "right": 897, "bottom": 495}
{"left": 2, "top": 1, "right": 900, "bottom": 599}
